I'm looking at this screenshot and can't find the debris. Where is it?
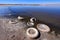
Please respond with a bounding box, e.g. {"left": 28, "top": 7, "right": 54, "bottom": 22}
{"left": 26, "top": 28, "right": 39, "bottom": 38}
{"left": 37, "top": 24, "right": 50, "bottom": 32}
{"left": 8, "top": 20, "right": 18, "bottom": 24}
{"left": 17, "top": 16, "right": 24, "bottom": 20}
{"left": 30, "top": 17, "right": 36, "bottom": 22}
{"left": 27, "top": 22, "right": 34, "bottom": 26}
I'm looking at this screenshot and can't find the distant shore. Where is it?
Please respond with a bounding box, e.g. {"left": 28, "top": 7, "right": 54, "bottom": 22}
{"left": 0, "top": 4, "right": 60, "bottom": 6}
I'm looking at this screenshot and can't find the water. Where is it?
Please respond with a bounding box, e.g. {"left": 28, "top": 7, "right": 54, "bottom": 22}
{"left": 0, "top": 6, "right": 60, "bottom": 26}
{"left": 0, "top": 6, "right": 60, "bottom": 16}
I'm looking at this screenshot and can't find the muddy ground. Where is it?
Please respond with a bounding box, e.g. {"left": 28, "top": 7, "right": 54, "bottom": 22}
{"left": 0, "top": 17, "right": 60, "bottom": 40}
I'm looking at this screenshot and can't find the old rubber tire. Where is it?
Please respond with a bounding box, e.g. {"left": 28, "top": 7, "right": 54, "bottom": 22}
{"left": 37, "top": 24, "right": 50, "bottom": 32}
{"left": 26, "top": 28, "right": 39, "bottom": 38}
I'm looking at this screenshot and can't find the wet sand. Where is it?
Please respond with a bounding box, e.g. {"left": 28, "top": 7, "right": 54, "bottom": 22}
{"left": 0, "top": 17, "right": 60, "bottom": 40}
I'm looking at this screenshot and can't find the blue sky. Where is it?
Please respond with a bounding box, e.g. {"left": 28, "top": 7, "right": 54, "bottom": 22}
{"left": 0, "top": 0, "right": 60, "bottom": 4}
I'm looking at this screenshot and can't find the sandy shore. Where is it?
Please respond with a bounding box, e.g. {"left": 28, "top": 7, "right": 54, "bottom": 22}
{"left": 0, "top": 17, "right": 60, "bottom": 40}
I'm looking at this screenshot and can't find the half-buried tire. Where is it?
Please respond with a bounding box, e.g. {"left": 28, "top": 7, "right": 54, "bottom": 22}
{"left": 26, "top": 28, "right": 39, "bottom": 38}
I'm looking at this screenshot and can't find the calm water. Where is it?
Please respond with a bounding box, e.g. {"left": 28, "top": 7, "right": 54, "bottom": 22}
{"left": 0, "top": 6, "right": 60, "bottom": 26}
